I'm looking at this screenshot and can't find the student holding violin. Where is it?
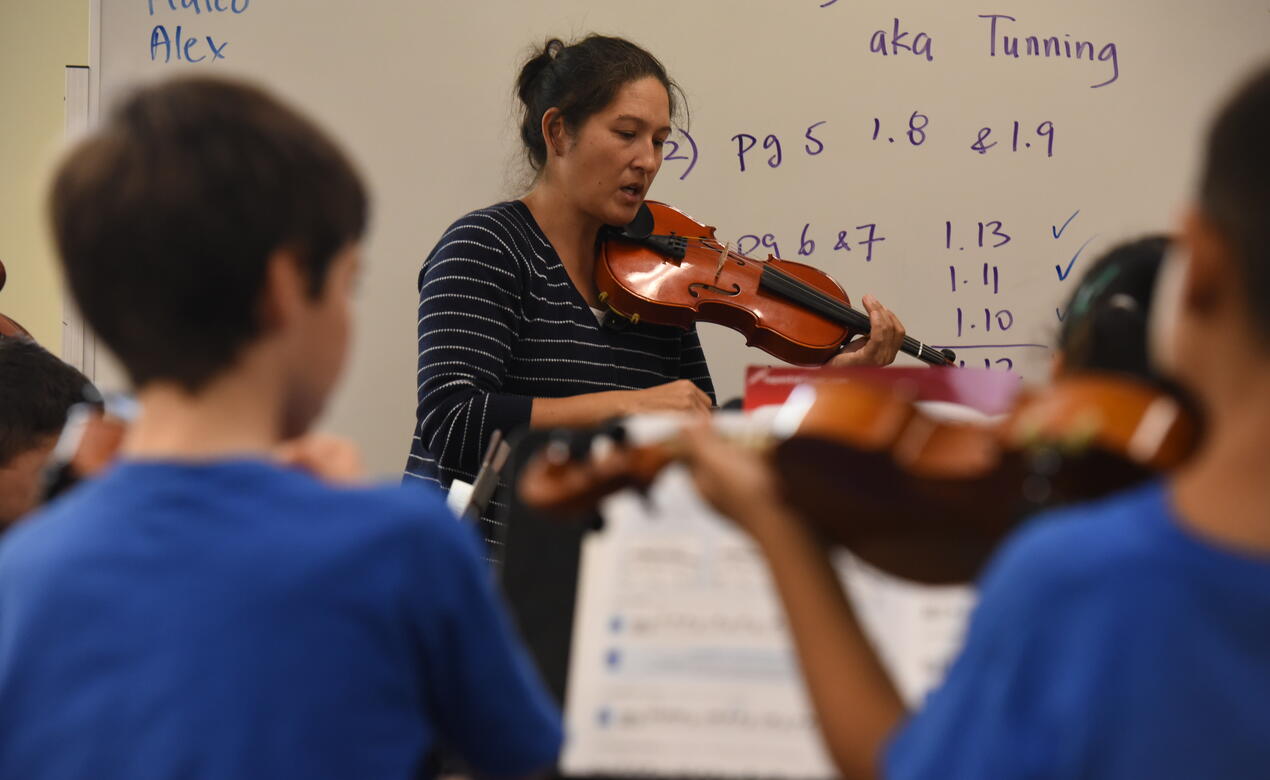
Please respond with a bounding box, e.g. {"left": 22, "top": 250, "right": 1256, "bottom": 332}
{"left": 0, "top": 338, "right": 94, "bottom": 529}
{"left": 0, "top": 262, "right": 97, "bottom": 529}
{"left": 680, "top": 65, "right": 1270, "bottom": 779}
{"left": 404, "top": 34, "right": 909, "bottom": 551}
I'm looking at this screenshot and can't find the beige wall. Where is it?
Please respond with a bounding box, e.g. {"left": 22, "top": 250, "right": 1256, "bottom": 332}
{"left": 0, "top": 0, "right": 89, "bottom": 350}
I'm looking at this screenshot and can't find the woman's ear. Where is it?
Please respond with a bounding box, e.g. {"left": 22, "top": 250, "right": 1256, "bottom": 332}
{"left": 541, "top": 107, "right": 569, "bottom": 160}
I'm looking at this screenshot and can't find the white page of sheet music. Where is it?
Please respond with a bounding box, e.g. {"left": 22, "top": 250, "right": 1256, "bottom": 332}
{"left": 561, "top": 465, "right": 975, "bottom": 777}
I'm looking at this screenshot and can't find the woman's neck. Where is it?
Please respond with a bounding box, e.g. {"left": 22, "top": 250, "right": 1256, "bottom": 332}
{"left": 522, "top": 181, "right": 604, "bottom": 305}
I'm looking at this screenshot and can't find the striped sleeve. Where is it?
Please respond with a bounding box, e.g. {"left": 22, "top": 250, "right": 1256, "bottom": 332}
{"left": 680, "top": 326, "right": 718, "bottom": 404}
{"left": 414, "top": 221, "right": 531, "bottom": 485}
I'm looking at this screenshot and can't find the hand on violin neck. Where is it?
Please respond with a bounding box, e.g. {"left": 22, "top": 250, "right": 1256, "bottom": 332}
{"left": 827, "top": 294, "right": 906, "bottom": 368}
{"left": 273, "top": 433, "right": 366, "bottom": 485}
{"left": 619, "top": 379, "right": 713, "bottom": 418}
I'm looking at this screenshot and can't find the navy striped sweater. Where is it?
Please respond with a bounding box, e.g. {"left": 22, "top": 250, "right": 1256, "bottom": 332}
{"left": 403, "top": 201, "right": 715, "bottom": 551}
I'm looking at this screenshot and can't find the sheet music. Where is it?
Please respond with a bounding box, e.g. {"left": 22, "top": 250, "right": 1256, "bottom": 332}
{"left": 562, "top": 466, "right": 975, "bottom": 777}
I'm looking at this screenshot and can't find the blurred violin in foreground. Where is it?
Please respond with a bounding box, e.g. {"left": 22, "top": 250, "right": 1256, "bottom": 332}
{"left": 598, "top": 202, "right": 955, "bottom": 366}
{"left": 517, "top": 372, "right": 1200, "bottom": 583}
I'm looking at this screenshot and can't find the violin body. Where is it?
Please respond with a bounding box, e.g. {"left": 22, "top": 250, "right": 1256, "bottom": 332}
{"left": 771, "top": 375, "right": 1199, "bottom": 582}
{"left": 597, "top": 202, "right": 953, "bottom": 366}
{"left": 518, "top": 373, "right": 1200, "bottom": 584}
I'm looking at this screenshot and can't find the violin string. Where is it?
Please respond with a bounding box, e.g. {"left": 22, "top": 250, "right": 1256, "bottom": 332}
{"left": 701, "top": 240, "right": 939, "bottom": 363}
{"left": 764, "top": 262, "right": 947, "bottom": 363}
{"left": 763, "top": 266, "right": 940, "bottom": 363}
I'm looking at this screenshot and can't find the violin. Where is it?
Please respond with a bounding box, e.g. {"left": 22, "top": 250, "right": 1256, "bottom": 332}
{"left": 0, "top": 259, "right": 34, "bottom": 339}
{"left": 598, "top": 202, "right": 955, "bottom": 367}
{"left": 517, "top": 372, "right": 1199, "bottom": 583}
{"left": 41, "top": 398, "right": 130, "bottom": 502}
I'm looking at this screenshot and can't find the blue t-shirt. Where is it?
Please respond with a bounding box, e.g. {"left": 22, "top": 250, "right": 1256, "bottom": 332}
{"left": 0, "top": 459, "right": 562, "bottom": 779}
{"left": 886, "top": 480, "right": 1270, "bottom": 779}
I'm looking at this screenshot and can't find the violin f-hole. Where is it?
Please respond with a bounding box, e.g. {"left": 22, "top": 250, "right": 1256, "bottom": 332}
{"left": 688, "top": 282, "right": 742, "bottom": 298}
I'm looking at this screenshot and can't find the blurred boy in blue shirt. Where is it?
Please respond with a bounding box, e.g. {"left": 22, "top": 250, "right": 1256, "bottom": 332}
{"left": 0, "top": 76, "right": 561, "bottom": 780}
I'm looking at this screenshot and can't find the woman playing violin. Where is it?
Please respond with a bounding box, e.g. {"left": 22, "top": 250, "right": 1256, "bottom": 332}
{"left": 404, "top": 34, "right": 908, "bottom": 552}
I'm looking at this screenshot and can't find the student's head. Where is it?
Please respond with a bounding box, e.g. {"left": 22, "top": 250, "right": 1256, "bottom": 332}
{"left": 1055, "top": 235, "right": 1168, "bottom": 381}
{"left": 50, "top": 76, "right": 368, "bottom": 437}
{"left": 517, "top": 35, "right": 681, "bottom": 227}
{"left": 0, "top": 338, "right": 94, "bottom": 526}
{"left": 1150, "top": 63, "right": 1270, "bottom": 403}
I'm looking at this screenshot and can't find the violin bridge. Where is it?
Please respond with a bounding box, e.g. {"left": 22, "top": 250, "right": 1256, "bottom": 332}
{"left": 714, "top": 241, "right": 730, "bottom": 282}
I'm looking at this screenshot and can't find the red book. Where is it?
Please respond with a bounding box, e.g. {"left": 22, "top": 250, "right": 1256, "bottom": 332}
{"left": 743, "top": 365, "right": 1022, "bottom": 416}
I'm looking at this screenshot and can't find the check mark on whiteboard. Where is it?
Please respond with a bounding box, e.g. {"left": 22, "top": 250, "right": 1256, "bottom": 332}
{"left": 1052, "top": 210, "right": 1080, "bottom": 239}
{"left": 1056, "top": 236, "right": 1097, "bottom": 281}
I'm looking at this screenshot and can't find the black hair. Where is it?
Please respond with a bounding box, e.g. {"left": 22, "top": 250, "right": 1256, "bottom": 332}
{"left": 516, "top": 34, "right": 683, "bottom": 171}
{"left": 0, "top": 338, "right": 95, "bottom": 464}
{"left": 50, "top": 76, "right": 368, "bottom": 392}
{"left": 1200, "top": 62, "right": 1270, "bottom": 342}
{"left": 1058, "top": 235, "right": 1169, "bottom": 380}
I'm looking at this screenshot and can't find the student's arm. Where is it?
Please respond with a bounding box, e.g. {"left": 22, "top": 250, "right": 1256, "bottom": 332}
{"left": 680, "top": 426, "right": 905, "bottom": 780}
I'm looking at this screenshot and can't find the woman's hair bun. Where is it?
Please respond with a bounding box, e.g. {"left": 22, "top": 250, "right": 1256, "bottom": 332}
{"left": 516, "top": 38, "right": 564, "bottom": 104}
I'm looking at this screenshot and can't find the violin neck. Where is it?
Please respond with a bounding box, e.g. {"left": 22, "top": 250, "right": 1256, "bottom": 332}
{"left": 758, "top": 265, "right": 953, "bottom": 367}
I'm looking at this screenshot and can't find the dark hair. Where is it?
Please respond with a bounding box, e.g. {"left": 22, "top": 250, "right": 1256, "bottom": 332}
{"left": 0, "top": 338, "right": 94, "bottom": 464}
{"left": 516, "top": 35, "right": 683, "bottom": 171}
{"left": 1200, "top": 63, "right": 1270, "bottom": 341}
{"left": 1058, "top": 235, "right": 1169, "bottom": 379}
{"left": 50, "top": 76, "right": 368, "bottom": 392}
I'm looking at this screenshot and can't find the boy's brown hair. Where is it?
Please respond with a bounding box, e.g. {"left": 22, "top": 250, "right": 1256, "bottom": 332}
{"left": 50, "top": 76, "right": 369, "bottom": 391}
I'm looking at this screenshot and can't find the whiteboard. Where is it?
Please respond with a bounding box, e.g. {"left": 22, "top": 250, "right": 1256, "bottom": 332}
{"left": 92, "top": 0, "right": 1270, "bottom": 476}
